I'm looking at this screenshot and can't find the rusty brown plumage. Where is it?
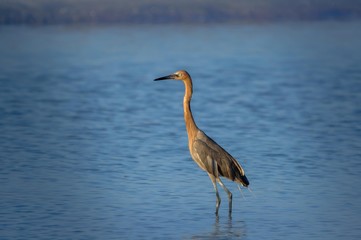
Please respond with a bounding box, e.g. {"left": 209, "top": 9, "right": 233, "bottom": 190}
{"left": 154, "top": 70, "right": 249, "bottom": 214}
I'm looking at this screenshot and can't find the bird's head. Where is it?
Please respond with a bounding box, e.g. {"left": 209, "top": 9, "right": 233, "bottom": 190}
{"left": 154, "top": 70, "right": 190, "bottom": 81}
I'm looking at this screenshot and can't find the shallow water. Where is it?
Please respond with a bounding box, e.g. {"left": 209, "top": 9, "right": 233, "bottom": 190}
{"left": 0, "top": 22, "right": 361, "bottom": 239}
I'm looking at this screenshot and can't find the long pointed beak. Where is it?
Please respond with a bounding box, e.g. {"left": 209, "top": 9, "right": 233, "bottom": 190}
{"left": 154, "top": 74, "right": 177, "bottom": 81}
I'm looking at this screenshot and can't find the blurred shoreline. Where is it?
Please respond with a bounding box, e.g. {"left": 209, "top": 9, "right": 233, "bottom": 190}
{"left": 1, "top": 0, "right": 361, "bottom": 25}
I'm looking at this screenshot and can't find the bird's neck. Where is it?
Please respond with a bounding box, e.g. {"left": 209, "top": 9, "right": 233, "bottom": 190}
{"left": 183, "top": 78, "right": 198, "bottom": 142}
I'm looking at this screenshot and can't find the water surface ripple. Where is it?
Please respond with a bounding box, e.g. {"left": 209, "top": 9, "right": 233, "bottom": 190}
{"left": 0, "top": 22, "right": 360, "bottom": 239}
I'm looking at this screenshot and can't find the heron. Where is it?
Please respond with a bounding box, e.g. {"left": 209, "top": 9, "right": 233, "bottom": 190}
{"left": 154, "top": 70, "right": 249, "bottom": 214}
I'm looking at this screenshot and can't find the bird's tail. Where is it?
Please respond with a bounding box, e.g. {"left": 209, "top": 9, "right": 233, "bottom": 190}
{"left": 236, "top": 174, "right": 249, "bottom": 187}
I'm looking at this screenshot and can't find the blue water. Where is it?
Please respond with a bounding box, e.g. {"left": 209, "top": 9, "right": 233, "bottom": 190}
{"left": 0, "top": 21, "right": 361, "bottom": 239}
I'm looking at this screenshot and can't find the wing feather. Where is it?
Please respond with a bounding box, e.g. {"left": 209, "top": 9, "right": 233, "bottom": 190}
{"left": 192, "top": 131, "right": 249, "bottom": 186}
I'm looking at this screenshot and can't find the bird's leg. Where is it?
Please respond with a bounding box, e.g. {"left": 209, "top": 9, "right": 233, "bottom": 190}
{"left": 208, "top": 173, "right": 221, "bottom": 215}
{"left": 217, "top": 178, "right": 232, "bottom": 214}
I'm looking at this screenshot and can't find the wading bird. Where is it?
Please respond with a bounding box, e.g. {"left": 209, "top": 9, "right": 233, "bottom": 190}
{"left": 154, "top": 70, "right": 249, "bottom": 214}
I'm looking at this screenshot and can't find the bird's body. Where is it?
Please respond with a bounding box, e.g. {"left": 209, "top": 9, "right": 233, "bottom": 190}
{"left": 155, "top": 70, "right": 249, "bottom": 214}
{"left": 191, "top": 130, "right": 249, "bottom": 185}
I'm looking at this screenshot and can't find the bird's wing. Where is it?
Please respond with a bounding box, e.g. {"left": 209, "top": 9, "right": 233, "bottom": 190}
{"left": 192, "top": 139, "right": 220, "bottom": 176}
{"left": 192, "top": 131, "right": 249, "bottom": 185}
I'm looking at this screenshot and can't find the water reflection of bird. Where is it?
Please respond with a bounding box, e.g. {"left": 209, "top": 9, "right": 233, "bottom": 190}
{"left": 154, "top": 70, "right": 249, "bottom": 214}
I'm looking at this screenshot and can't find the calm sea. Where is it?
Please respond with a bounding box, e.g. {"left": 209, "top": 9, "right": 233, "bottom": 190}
{"left": 0, "top": 21, "right": 360, "bottom": 239}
